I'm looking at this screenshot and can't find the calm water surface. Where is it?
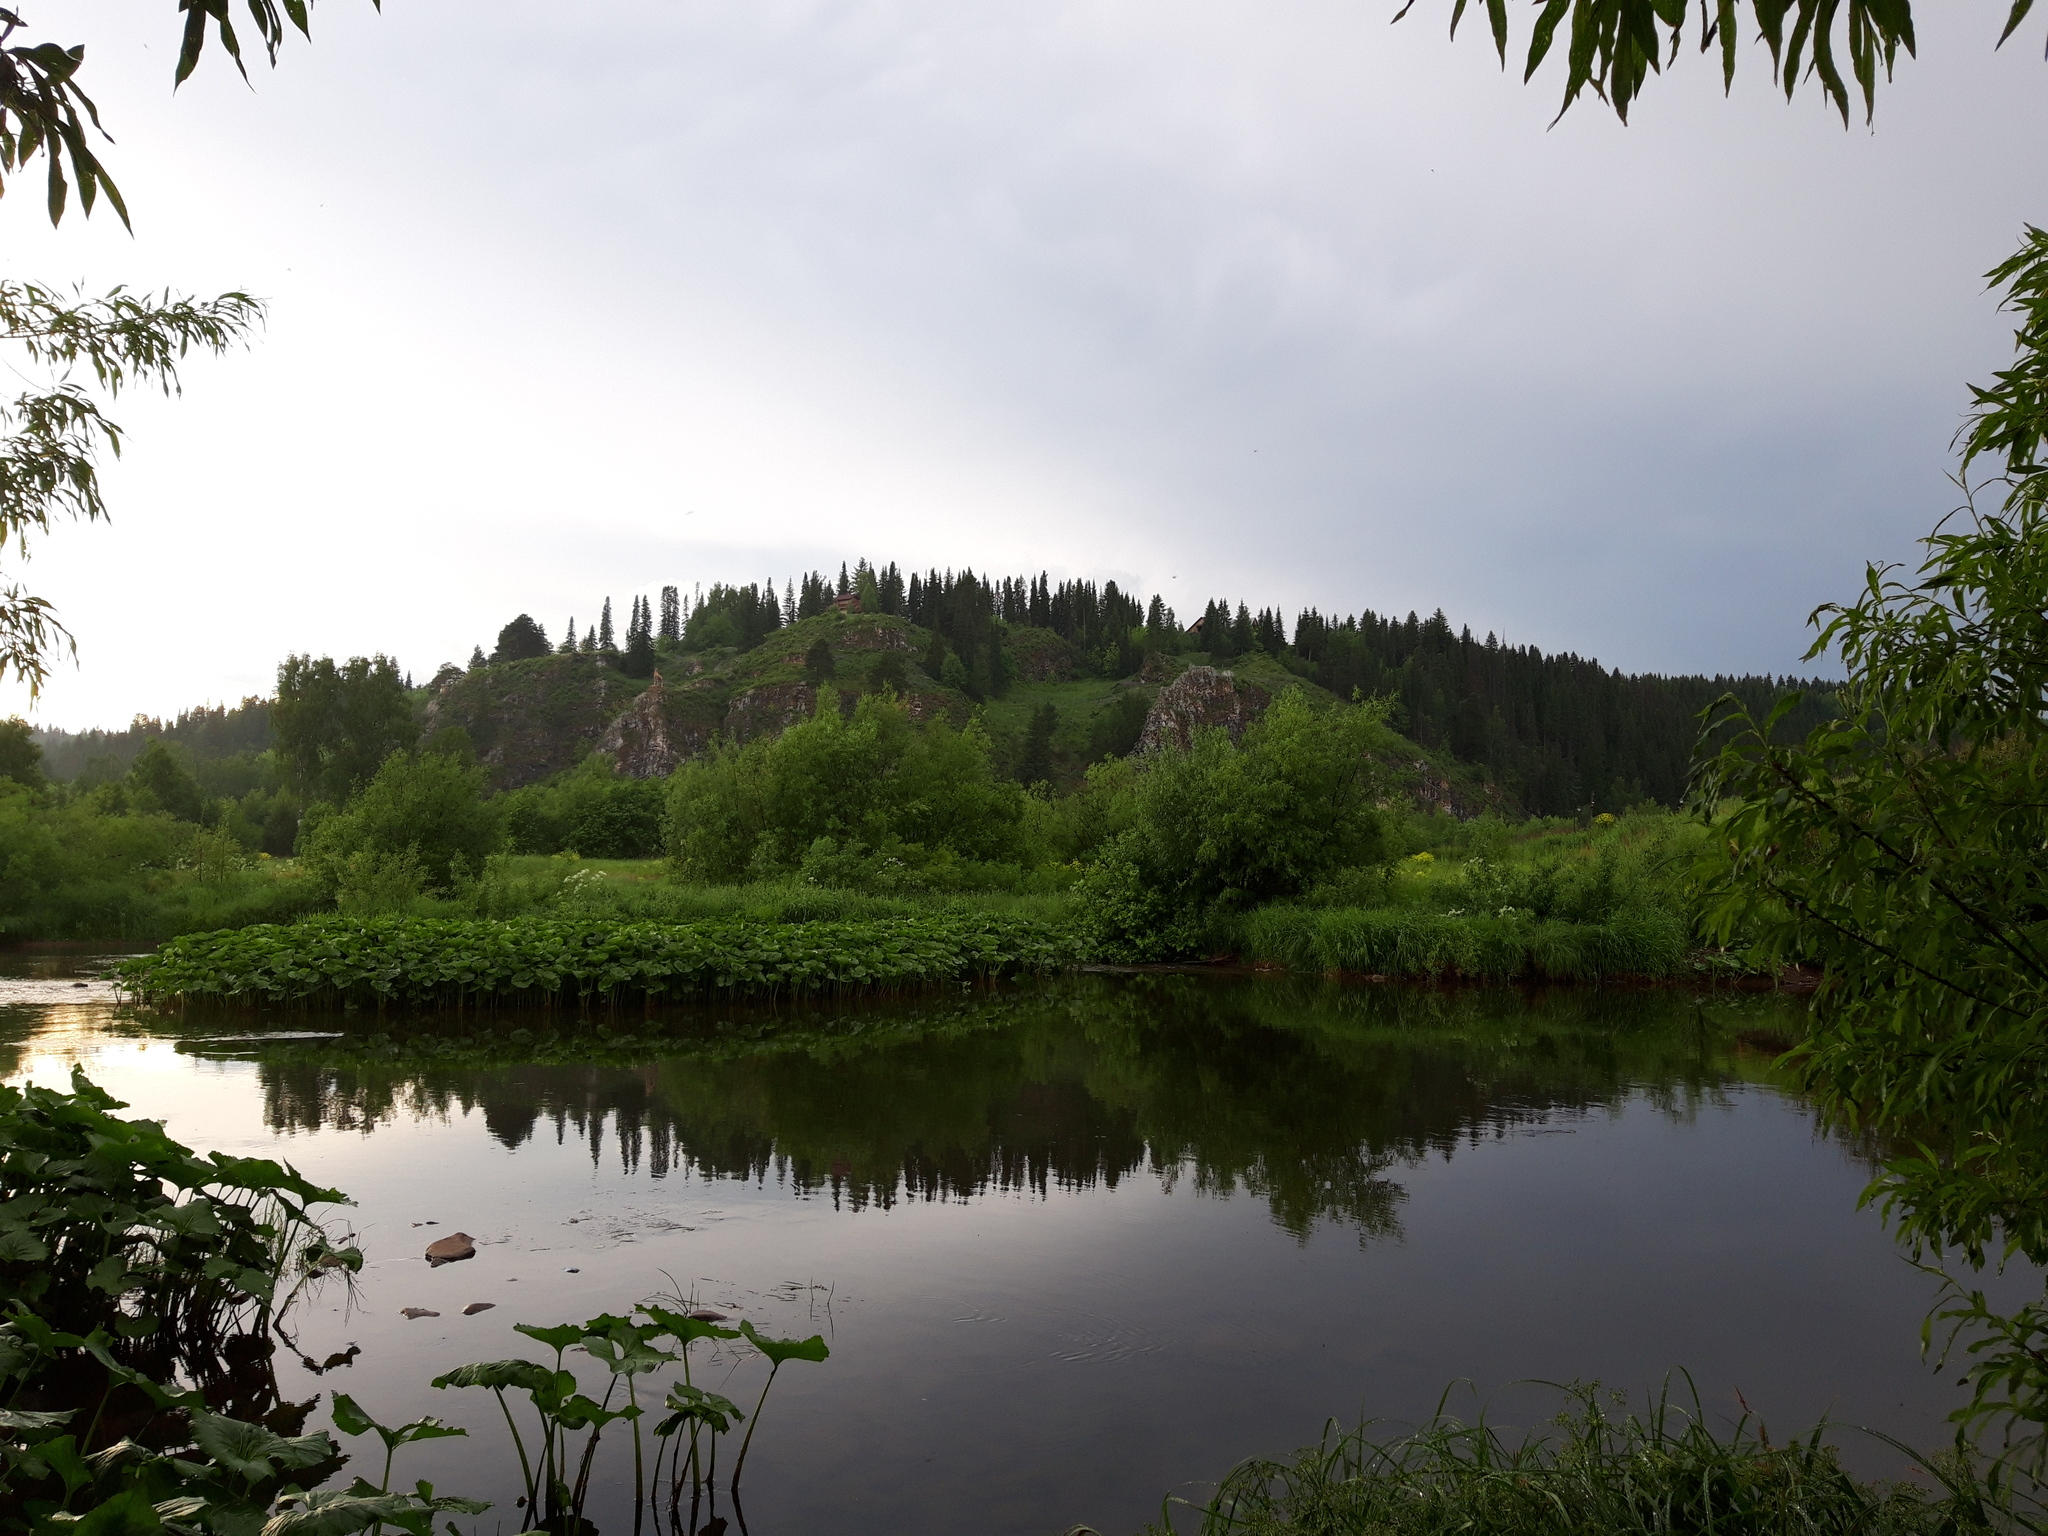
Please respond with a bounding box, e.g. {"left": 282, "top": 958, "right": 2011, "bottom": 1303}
{"left": 0, "top": 955, "right": 2009, "bottom": 1536}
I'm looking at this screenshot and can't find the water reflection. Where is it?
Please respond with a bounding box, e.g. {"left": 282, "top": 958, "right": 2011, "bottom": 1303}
{"left": 182, "top": 976, "right": 1807, "bottom": 1244}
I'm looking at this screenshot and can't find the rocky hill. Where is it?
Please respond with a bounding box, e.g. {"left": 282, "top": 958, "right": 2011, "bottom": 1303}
{"left": 422, "top": 612, "right": 1512, "bottom": 822}
{"left": 424, "top": 611, "right": 965, "bottom": 791}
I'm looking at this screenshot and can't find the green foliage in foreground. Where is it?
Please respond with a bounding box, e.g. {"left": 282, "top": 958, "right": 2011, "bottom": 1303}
{"left": 1150, "top": 1384, "right": 2015, "bottom": 1536}
{"left": 0, "top": 1070, "right": 829, "bottom": 1536}
{"left": 114, "top": 913, "right": 1082, "bottom": 1006}
{"left": 1695, "top": 229, "right": 2048, "bottom": 1468}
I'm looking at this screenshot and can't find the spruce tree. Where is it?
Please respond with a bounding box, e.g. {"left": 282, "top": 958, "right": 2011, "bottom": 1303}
{"left": 624, "top": 595, "right": 656, "bottom": 678}
{"left": 1230, "top": 603, "right": 1254, "bottom": 656}
{"left": 1018, "top": 702, "right": 1058, "bottom": 786}
{"left": 659, "top": 586, "right": 681, "bottom": 645}
{"left": 469, "top": 645, "right": 486, "bottom": 671}
{"left": 837, "top": 562, "right": 850, "bottom": 597}
{"left": 560, "top": 618, "right": 578, "bottom": 653}
{"left": 598, "top": 598, "right": 616, "bottom": 651}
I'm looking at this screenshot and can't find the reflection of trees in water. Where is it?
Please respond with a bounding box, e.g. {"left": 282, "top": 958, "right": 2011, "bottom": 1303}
{"left": 245, "top": 977, "right": 1809, "bottom": 1245}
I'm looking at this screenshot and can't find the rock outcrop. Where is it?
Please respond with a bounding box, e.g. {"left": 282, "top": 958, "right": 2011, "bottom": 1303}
{"left": 594, "top": 673, "right": 718, "bottom": 778}
{"left": 422, "top": 655, "right": 640, "bottom": 791}
{"left": 725, "top": 682, "right": 820, "bottom": 744}
{"left": 1137, "top": 666, "right": 1271, "bottom": 754}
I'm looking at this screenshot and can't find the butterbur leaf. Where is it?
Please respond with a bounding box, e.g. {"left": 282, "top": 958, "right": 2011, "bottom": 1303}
{"left": 429, "top": 1360, "right": 552, "bottom": 1393}
{"left": 260, "top": 1491, "right": 414, "bottom": 1536}
{"left": 325, "top": 1394, "right": 374, "bottom": 1439}
{"left": 737, "top": 1318, "right": 829, "bottom": 1366}
{"left": 639, "top": 1305, "right": 738, "bottom": 1347}
{"left": 0, "top": 1406, "right": 72, "bottom": 1430}
{"left": 192, "top": 1413, "right": 291, "bottom": 1482}
{"left": 72, "top": 1489, "right": 164, "bottom": 1536}
{"left": 383, "top": 1419, "right": 465, "bottom": 1449}
{"left": 0, "top": 1229, "right": 50, "bottom": 1262}
{"left": 511, "top": 1323, "right": 584, "bottom": 1353}
{"left": 36, "top": 1433, "right": 93, "bottom": 1494}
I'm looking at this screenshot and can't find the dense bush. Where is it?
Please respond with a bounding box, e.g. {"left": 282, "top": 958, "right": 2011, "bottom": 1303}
{"left": 500, "top": 755, "right": 665, "bottom": 859}
{"left": 1081, "top": 691, "right": 1393, "bottom": 959}
{"left": 299, "top": 746, "right": 504, "bottom": 902}
{"left": 0, "top": 782, "right": 328, "bottom": 939}
{"left": 666, "top": 689, "right": 1028, "bottom": 886}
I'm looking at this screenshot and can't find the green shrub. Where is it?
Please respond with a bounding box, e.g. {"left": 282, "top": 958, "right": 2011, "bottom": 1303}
{"left": 300, "top": 747, "right": 502, "bottom": 895}
{"left": 666, "top": 690, "right": 1029, "bottom": 882}
{"left": 1082, "top": 691, "right": 1393, "bottom": 959}
{"left": 500, "top": 755, "right": 665, "bottom": 858}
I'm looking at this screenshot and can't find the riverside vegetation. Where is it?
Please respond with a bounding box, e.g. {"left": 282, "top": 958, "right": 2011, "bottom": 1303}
{"left": 0, "top": 1068, "right": 832, "bottom": 1536}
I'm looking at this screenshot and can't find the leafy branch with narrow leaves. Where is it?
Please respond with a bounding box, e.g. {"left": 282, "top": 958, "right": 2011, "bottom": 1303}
{"left": 1691, "top": 225, "right": 2048, "bottom": 1468}
{"left": 0, "top": 281, "right": 261, "bottom": 697}
{"left": 1405, "top": 0, "right": 2040, "bottom": 126}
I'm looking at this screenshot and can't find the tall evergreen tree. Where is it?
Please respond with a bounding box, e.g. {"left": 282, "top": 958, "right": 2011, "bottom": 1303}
{"left": 559, "top": 618, "right": 578, "bottom": 654}
{"left": 837, "top": 562, "right": 850, "bottom": 597}
{"left": 658, "top": 586, "right": 681, "bottom": 645}
{"left": 598, "top": 598, "right": 615, "bottom": 651}
{"left": 468, "top": 645, "right": 486, "bottom": 671}
{"left": 1017, "top": 702, "right": 1058, "bottom": 786}
{"left": 624, "top": 594, "right": 656, "bottom": 677}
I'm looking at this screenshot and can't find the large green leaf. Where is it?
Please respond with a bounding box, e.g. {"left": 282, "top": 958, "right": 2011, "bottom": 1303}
{"left": 72, "top": 1489, "right": 164, "bottom": 1536}
{"left": 192, "top": 1414, "right": 291, "bottom": 1483}
{"left": 429, "top": 1359, "right": 553, "bottom": 1393}
{"left": 737, "top": 1319, "right": 830, "bottom": 1366}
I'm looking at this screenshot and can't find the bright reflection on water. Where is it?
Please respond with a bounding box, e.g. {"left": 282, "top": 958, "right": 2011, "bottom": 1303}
{"left": 0, "top": 955, "right": 2007, "bottom": 1536}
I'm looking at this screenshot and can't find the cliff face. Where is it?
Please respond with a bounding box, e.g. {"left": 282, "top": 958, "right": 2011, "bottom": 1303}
{"left": 423, "top": 654, "right": 644, "bottom": 791}
{"left": 1137, "top": 666, "right": 1271, "bottom": 754}
{"left": 594, "top": 674, "right": 725, "bottom": 778}
{"left": 433, "top": 613, "right": 971, "bottom": 789}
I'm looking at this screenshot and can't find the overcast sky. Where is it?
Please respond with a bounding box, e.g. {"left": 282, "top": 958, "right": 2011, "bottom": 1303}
{"left": 3, "top": 0, "right": 2044, "bottom": 730}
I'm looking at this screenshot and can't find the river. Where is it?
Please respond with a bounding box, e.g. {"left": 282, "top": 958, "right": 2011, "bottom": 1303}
{"left": 0, "top": 953, "right": 2007, "bottom": 1536}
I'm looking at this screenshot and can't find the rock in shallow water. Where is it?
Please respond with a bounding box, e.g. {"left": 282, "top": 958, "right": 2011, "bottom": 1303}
{"left": 425, "top": 1232, "right": 476, "bottom": 1266}
{"left": 401, "top": 1308, "right": 440, "bottom": 1320}
{"left": 463, "top": 1302, "right": 495, "bottom": 1315}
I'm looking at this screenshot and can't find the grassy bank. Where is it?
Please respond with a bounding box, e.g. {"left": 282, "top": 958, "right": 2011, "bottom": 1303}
{"left": 1213, "top": 809, "right": 1716, "bottom": 982}
{"left": 1232, "top": 903, "right": 1693, "bottom": 981}
{"left": 1149, "top": 1386, "right": 2013, "bottom": 1536}
{"left": 114, "top": 911, "right": 1081, "bottom": 1007}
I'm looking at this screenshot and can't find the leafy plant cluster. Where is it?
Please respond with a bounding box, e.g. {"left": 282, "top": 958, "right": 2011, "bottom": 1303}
{"left": 430, "top": 1305, "right": 825, "bottom": 1536}
{"left": 114, "top": 913, "right": 1082, "bottom": 1007}
{"left": 0, "top": 1069, "right": 390, "bottom": 1536}
{"left": 0, "top": 1071, "right": 836, "bottom": 1536}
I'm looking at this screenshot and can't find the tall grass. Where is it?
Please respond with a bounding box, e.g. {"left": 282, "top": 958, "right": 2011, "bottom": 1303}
{"left": 1150, "top": 1383, "right": 2022, "bottom": 1536}
{"left": 1234, "top": 905, "right": 1692, "bottom": 981}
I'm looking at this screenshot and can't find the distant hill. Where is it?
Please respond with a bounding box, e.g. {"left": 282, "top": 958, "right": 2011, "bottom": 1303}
{"left": 25, "top": 564, "right": 1837, "bottom": 817}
